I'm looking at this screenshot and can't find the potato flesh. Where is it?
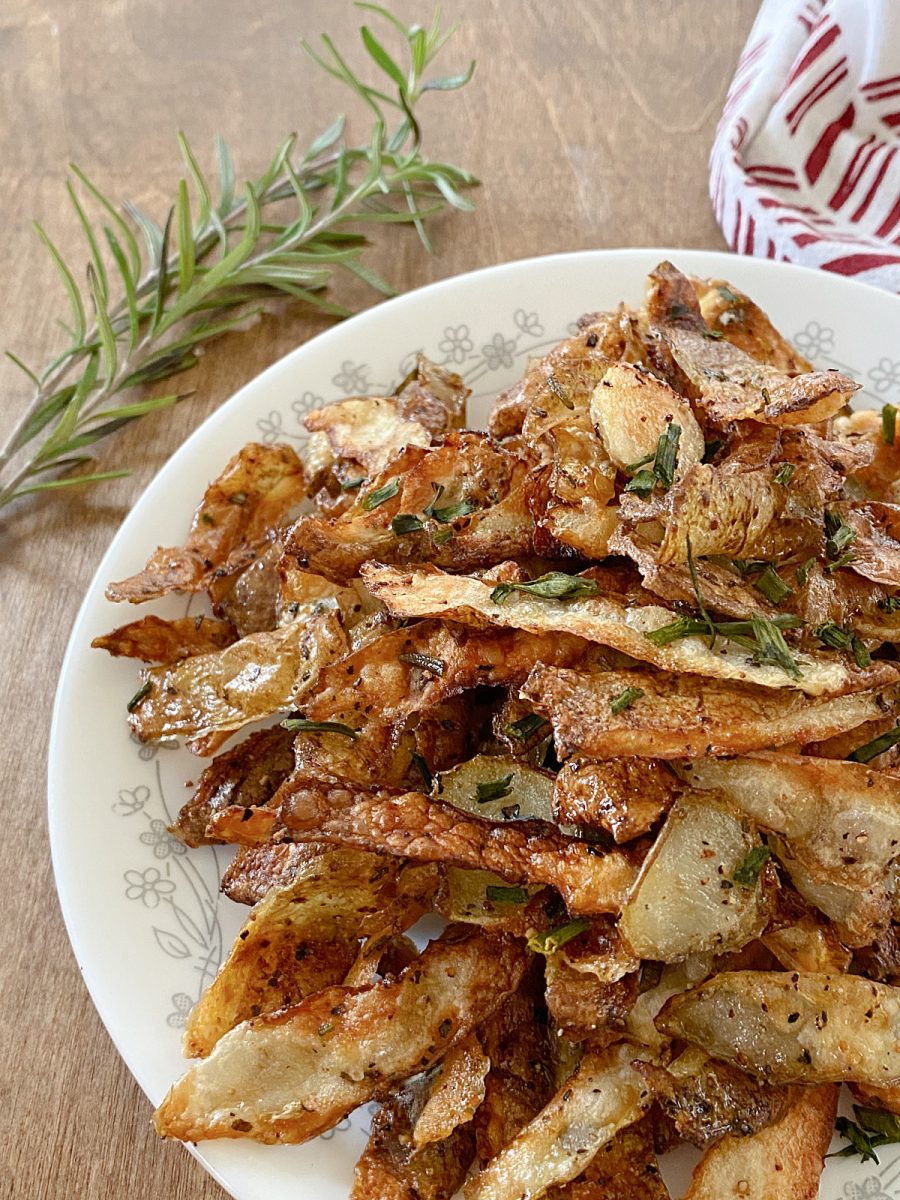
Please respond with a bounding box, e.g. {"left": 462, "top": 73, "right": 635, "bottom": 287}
{"left": 154, "top": 928, "right": 526, "bottom": 1144}
{"left": 412, "top": 1032, "right": 490, "bottom": 1147}
{"left": 463, "top": 1042, "right": 652, "bottom": 1200}
{"left": 619, "top": 793, "right": 769, "bottom": 962}
{"left": 435, "top": 753, "right": 557, "bottom": 823}
{"left": 684, "top": 751, "right": 900, "bottom": 888}
{"left": 659, "top": 971, "right": 900, "bottom": 1086}
{"left": 590, "top": 361, "right": 704, "bottom": 478}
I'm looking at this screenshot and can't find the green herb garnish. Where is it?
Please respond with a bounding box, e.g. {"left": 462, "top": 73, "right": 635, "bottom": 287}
{"left": 126, "top": 681, "right": 151, "bottom": 712}
{"left": 750, "top": 615, "right": 802, "bottom": 679}
{"left": 717, "top": 285, "right": 741, "bottom": 304}
{"left": 527, "top": 918, "right": 591, "bottom": 955}
{"left": 399, "top": 651, "right": 445, "bottom": 675}
{"left": 773, "top": 462, "right": 795, "bottom": 486}
{"left": 825, "top": 508, "right": 856, "bottom": 561}
{"left": 644, "top": 612, "right": 802, "bottom": 680}
{"left": 474, "top": 775, "right": 514, "bottom": 804}
{"left": 503, "top": 712, "right": 550, "bottom": 742}
{"left": 830, "top": 1108, "right": 900, "bottom": 1164}
{"left": 846, "top": 723, "right": 900, "bottom": 764}
{"left": 795, "top": 557, "right": 816, "bottom": 588}
{"left": 701, "top": 329, "right": 724, "bottom": 339}
{"left": 361, "top": 478, "right": 399, "bottom": 510}
{"left": 610, "top": 686, "right": 645, "bottom": 716}
{"left": 391, "top": 513, "right": 424, "bottom": 535}
{"left": 732, "top": 844, "right": 771, "bottom": 887}
{"left": 883, "top": 403, "right": 897, "bottom": 446}
{"left": 490, "top": 572, "right": 600, "bottom": 605}
{"left": 623, "top": 424, "right": 681, "bottom": 497}
{"left": 486, "top": 885, "right": 529, "bottom": 904}
{"left": 340, "top": 476, "right": 365, "bottom": 492}
{"left": 878, "top": 595, "right": 900, "bottom": 613}
{"left": 281, "top": 718, "right": 357, "bottom": 739}
{"left": 547, "top": 373, "right": 574, "bottom": 409}
{"left": 813, "top": 622, "right": 852, "bottom": 651}
{"left": 754, "top": 565, "right": 793, "bottom": 604}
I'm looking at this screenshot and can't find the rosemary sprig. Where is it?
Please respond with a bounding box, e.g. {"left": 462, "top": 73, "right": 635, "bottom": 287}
{"left": 0, "top": 3, "right": 476, "bottom": 516}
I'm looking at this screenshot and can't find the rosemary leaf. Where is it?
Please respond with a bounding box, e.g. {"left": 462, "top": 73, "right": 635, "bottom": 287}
{"left": 732, "top": 844, "right": 771, "bottom": 887}
{"left": 361, "top": 478, "right": 399, "bottom": 509}
{"left": 846, "top": 724, "right": 900, "bottom": 764}
{"left": 503, "top": 713, "right": 550, "bottom": 742}
{"left": 474, "top": 775, "right": 514, "bottom": 804}
{"left": 281, "top": 718, "right": 358, "bottom": 739}
{"left": 486, "top": 885, "right": 529, "bottom": 904}
{"left": 883, "top": 404, "right": 897, "bottom": 446}
{"left": 754, "top": 565, "right": 792, "bottom": 604}
{"left": 398, "top": 651, "right": 445, "bottom": 675}
{"left": 610, "top": 686, "right": 644, "bottom": 715}
{"left": 490, "top": 572, "right": 600, "bottom": 605}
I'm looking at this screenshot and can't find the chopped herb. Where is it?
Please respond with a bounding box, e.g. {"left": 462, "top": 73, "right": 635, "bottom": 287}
{"left": 340, "top": 476, "right": 365, "bottom": 491}
{"left": 391, "top": 513, "right": 424, "bottom": 535}
{"left": 825, "top": 508, "right": 856, "bottom": 561}
{"left": 645, "top": 612, "right": 801, "bottom": 647}
{"left": 126, "top": 681, "right": 151, "bottom": 712}
{"left": 490, "top": 571, "right": 600, "bottom": 605}
{"left": 200, "top": 511, "right": 215, "bottom": 526}
{"left": 229, "top": 490, "right": 248, "bottom": 505}
{"left": 486, "top": 885, "right": 529, "bottom": 904}
{"left": 702, "top": 438, "right": 724, "bottom": 463}
{"left": 701, "top": 328, "right": 724, "bottom": 339}
{"left": 755, "top": 565, "right": 793, "bottom": 604}
{"left": 830, "top": 1108, "right": 900, "bottom": 1164}
{"left": 527, "top": 918, "right": 591, "bottom": 955}
{"left": 361, "top": 478, "right": 399, "bottom": 510}
{"left": 795, "top": 557, "right": 816, "bottom": 588}
{"left": 399, "top": 651, "right": 445, "bottom": 676}
{"left": 717, "top": 285, "right": 741, "bottom": 304}
{"left": 503, "top": 712, "right": 550, "bottom": 742}
{"left": 878, "top": 595, "right": 900, "bottom": 613}
{"left": 667, "top": 303, "right": 694, "bottom": 320}
{"left": 846, "top": 723, "right": 900, "bottom": 764}
{"left": 732, "top": 844, "right": 771, "bottom": 887}
{"left": 281, "top": 718, "right": 357, "bottom": 739}
{"left": 814, "top": 621, "right": 871, "bottom": 668}
{"left": 411, "top": 752, "right": 433, "bottom": 791}
{"left": 883, "top": 403, "right": 897, "bottom": 446}
{"left": 624, "top": 424, "right": 682, "bottom": 497}
{"left": 813, "top": 622, "right": 852, "bottom": 651}
{"left": 433, "top": 500, "right": 477, "bottom": 522}
{"left": 773, "top": 463, "right": 795, "bottom": 487}
{"left": 610, "top": 686, "right": 645, "bottom": 716}
{"left": 432, "top": 527, "right": 454, "bottom": 546}
{"left": 825, "top": 551, "right": 856, "bottom": 573}
{"left": 686, "top": 536, "right": 718, "bottom": 647}
{"left": 750, "top": 614, "right": 801, "bottom": 680}
{"left": 474, "top": 775, "right": 514, "bottom": 804}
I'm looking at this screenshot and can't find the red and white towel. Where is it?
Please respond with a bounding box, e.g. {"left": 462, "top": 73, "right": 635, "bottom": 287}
{"left": 710, "top": 0, "right": 900, "bottom": 291}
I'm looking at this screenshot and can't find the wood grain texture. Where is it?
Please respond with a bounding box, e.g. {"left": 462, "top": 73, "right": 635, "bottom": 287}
{"left": 0, "top": 1, "right": 757, "bottom": 1197}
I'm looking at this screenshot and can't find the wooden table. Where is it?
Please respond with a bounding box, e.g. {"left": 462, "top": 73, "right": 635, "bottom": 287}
{"left": 0, "top": 2, "right": 758, "bottom": 1195}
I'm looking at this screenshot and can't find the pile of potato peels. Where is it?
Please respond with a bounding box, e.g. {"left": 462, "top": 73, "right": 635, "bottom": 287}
{"left": 95, "top": 262, "right": 900, "bottom": 1199}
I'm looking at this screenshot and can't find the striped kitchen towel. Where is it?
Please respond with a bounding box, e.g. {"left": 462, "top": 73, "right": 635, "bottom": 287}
{"left": 710, "top": 0, "right": 900, "bottom": 291}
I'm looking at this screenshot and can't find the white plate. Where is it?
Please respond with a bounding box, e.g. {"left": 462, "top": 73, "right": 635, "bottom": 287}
{"left": 50, "top": 249, "right": 900, "bottom": 1200}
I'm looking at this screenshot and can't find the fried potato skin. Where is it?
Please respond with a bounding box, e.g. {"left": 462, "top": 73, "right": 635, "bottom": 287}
{"left": 553, "top": 759, "right": 677, "bottom": 841}
{"left": 92, "top": 614, "right": 237, "bottom": 663}
{"left": 155, "top": 927, "right": 526, "bottom": 1144}
{"left": 413, "top": 1032, "right": 490, "bottom": 1146}
{"left": 129, "top": 609, "right": 347, "bottom": 741}
{"left": 683, "top": 1084, "right": 837, "bottom": 1200}
{"left": 543, "top": 1115, "right": 669, "bottom": 1200}
{"left": 362, "top": 563, "right": 880, "bottom": 696}
{"left": 107, "top": 443, "right": 305, "bottom": 603}
{"left": 279, "top": 779, "right": 636, "bottom": 915}
{"left": 659, "top": 971, "right": 900, "bottom": 1086}
{"left": 351, "top": 1074, "right": 476, "bottom": 1200}
{"left": 523, "top": 665, "right": 900, "bottom": 759}
{"left": 171, "top": 725, "right": 296, "bottom": 846}
{"left": 690, "top": 275, "right": 812, "bottom": 374}
{"left": 220, "top": 842, "right": 326, "bottom": 905}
